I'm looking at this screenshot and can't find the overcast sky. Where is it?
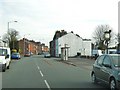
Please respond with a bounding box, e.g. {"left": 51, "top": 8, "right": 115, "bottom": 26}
{"left": 0, "top": 0, "right": 119, "bottom": 46}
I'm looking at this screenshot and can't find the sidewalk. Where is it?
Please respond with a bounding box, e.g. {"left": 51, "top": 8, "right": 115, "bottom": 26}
{"left": 54, "top": 57, "right": 95, "bottom": 70}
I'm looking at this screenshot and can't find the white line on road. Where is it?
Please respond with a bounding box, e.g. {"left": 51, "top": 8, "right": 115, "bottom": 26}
{"left": 35, "top": 62, "right": 44, "bottom": 77}
{"left": 35, "top": 61, "right": 51, "bottom": 90}
{"left": 36, "top": 65, "right": 44, "bottom": 77}
{"left": 37, "top": 66, "right": 40, "bottom": 70}
{"left": 39, "top": 71, "right": 44, "bottom": 77}
{"left": 44, "top": 80, "right": 51, "bottom": 90}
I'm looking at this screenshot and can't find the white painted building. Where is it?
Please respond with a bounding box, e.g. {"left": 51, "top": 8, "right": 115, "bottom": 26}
{"left": 55, "top": 32, "right": 92, "bottom": 57}
{"left": 0, "top": 39, "right": 8, "bottom": 47}
{"left": 82, "top": 39, "right": 92, "bottom": 56}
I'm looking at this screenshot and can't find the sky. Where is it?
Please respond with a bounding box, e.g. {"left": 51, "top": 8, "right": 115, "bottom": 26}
{"left": 0, "top": 0, "right": 119, "bottom": 46}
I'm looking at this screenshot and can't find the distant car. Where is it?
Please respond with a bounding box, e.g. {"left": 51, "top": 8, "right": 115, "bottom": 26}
{"left": 30, "top": 52, "right": 33, "bottom": 55}
{"left": 44, "top": 53, "right": 51, "bottom": 58}
{"left": 38, "top": 52, "right": 42, "bottom": 55}
{"left": 116, "top": 50, "right": 120, "bottom": 54}
{"left": 24, "top": 52, "right": 31, "bottom": 57}
{"left": 11, "top": 53, "right": 21, "bottom": 59}
{"left": 91, "top": 54, "right": 120, "bottom": 90}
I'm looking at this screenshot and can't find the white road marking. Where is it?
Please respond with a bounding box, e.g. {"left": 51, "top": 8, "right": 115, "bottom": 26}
{"left": 37, "top": 66, "right": 40, "bottom": 70}
{"left": 44, "top": 80, "right": 51, "bottom": 90}
{"left": 35, "top": 61, "right": 51, "bottom": 90}
{"left": 39, "top": 71, "right": 44, "bottom": 77}
{"left": 35, "top": 62, "right": 43, "bottom": 77}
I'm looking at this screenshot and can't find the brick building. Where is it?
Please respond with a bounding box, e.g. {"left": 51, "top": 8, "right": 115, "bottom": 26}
{"left": 18, "top": 38, "right": 49, "bottom": 55}
{"left": 41, "top": 43, "right": 49, "bottom": 53}
{"left": 19, "top": 38, "right": 30, "bottom": 55}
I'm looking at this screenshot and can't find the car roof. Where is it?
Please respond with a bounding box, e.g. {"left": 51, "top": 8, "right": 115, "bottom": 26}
{"left": 100, "top": 54, "right": 120, "bottom": 57}
{"left": 12, "top": 53, "right": 19, "bottom": 54}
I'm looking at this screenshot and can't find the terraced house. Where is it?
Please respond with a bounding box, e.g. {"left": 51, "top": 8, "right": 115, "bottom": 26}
{"left": 50, "top": 30, "right": 92, "bottom": 57}
{"left": 19, "top": 38, "right": 49, "bottom": 55}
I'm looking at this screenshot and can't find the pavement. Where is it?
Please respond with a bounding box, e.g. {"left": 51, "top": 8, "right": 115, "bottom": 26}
{"left": 54, "top": 57, "right": 96, "bottom": 71}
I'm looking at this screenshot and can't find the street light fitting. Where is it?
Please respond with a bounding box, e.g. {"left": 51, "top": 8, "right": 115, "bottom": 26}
{"left": 104, "top": 30, "right": 111, "bottom": 54}
{"left": 104, "top": 30, "right": 111, "bottom": 40}
{"left": 108, "top": 30, "right": 111, "bottom": 33}
{"left": 104, "top": 33, "right": 110, "bottom": 39}
{"left": 8, "top": 21, "right": 18, "bottom": 23}
{"left": 14, "top": 21, "right": 18, "bottom": 22}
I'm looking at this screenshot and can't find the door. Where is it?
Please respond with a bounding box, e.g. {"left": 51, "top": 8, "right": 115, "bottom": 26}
{"left": 94, "top": 55, "right": 105, "bottom": 79}
{"left": 100, "top": 56, "right": 111, "bottom": 82}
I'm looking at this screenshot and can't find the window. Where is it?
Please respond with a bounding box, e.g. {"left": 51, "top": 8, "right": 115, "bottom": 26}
{"left": 97, "top": 55, "right": 105, "bottom": 65}
{"left": 111, "top": 56, "right": 120, "bottom": 67}
{"left": 0, "top": 49, "right": 7, "bottom": 56}
{"left": 103, "top": 56, "right": 111, "bottom": 66}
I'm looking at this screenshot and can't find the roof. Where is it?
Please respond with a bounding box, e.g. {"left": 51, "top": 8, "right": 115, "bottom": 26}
{"left": 58, "top": 32, "right": 83, "bottom": 40}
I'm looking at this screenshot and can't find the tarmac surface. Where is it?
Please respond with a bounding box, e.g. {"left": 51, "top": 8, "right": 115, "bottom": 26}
{"left": 54, "top": 57, "right": 96, "bottom": 71}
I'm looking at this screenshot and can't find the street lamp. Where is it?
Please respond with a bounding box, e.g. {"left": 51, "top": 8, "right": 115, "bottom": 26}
{"left": 8, "top": 21, "right": 18, "bottom": 49}
{"left": 8, "top": 21, "right": 17, "bottom": 32}
{"left": 104, "top": 30, "right": 111, "bottom": 54}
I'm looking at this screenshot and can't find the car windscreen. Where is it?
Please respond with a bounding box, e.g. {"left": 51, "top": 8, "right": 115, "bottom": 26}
{"left": 111, "top": 56, "right": 120, "bottom": 67}
{"left": 12, "top": 53, "right": 19, "bottom": 55}
{"left": 0, "top": 48, "right": 7, "bottom": 56}
{"left": 25, "top": 53, "right": 30, "bottom": 55}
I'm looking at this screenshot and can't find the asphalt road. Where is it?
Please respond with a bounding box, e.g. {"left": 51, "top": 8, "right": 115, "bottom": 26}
{"left": 2, "top": 55, "right": 109, "bottom": 90}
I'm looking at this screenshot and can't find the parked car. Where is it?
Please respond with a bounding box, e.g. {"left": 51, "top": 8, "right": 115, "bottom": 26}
{"left": 24, "top": 52, "right": 31, "bottom": 57}
{"left": 11, "top": 53, "right": 21, "bottom": 59}
{"left": 44, "top": 52, "right": 51, "bottom": 58}
{"left": 91, "top": 54, "right": 120, "bottom": 90}
{"left": 0, "top": 47, "right": 11, "bottom": 72}
{"left": 38, "top": 52, "right": 42, "bottom": 55}
{"left": 116, "top": 50, "right": 120, "bottom": 54}
{"left": 30, "top": 52, "right": 33, "bottom": 55}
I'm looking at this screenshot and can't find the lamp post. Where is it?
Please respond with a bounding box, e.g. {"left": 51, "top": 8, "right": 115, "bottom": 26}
{"left": 104, "top": 30, "right": 111, "bottom": 54}
{"left": 8, "top": 21, "right": 17, "bottom": 32}
{"left": 8, "top": 21, "right": 18, "bottom": 49}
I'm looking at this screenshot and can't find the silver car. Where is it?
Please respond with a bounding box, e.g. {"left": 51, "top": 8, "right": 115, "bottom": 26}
{"left": 91, "top": 54, "right": 120, "bottom": 90}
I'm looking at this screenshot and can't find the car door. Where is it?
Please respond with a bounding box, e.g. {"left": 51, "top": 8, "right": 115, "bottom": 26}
{"left": 100, "top": 56, "right": 111, "bottom": 82}
{"left": 5, "top": 49, "right": 9, "bottom": 67}
{"left": 94, "top": 55, "right": 105, "bottom": 79}
{"left": 5, "top": 48, "right": 11, "bottom": 67}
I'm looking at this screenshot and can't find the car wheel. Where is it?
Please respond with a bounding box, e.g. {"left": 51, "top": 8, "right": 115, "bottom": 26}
{"left": 7, "top": 65, "right": 10, "bottom": 69}
{"left": 91, "top": 73, "right": 97, "bottom": 84}
{"left": 109, "top": 78, "right": 117, "bottom": 90}
{"left": 2, "top": 69, "right": 6, "bottom": 72}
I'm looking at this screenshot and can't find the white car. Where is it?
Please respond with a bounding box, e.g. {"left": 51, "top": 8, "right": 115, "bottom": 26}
{"left": 44, "top": 53, "right": 51, "bottom": 58}
{"left": 0, "top": 47, "right": 11, "bottom": 72}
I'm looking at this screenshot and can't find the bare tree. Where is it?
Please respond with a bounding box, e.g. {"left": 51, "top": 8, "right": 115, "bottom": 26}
{"left": 116, "top": 33, "right": 120, "bottom": 43}
{"left": 3, "top": 28, "right": 19, "bottom": 50}
{"left": 92, "top": 24, "right": 114, "bottom": 50}
{"left": 116, "top": 33, "right": 120, "bottom": 50}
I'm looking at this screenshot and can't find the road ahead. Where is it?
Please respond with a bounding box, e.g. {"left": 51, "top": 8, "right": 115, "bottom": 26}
{"left": 2, "top": 55, "right": 108, "bottom": 89}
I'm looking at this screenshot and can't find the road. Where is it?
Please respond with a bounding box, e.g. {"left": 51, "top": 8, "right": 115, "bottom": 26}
{"left": 2, "top": 55, "right": 109, "bottom": 89}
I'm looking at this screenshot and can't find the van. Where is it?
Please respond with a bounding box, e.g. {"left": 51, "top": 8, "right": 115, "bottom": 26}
{"left": 0, "top": 47, "right": 11, "bottom": 72}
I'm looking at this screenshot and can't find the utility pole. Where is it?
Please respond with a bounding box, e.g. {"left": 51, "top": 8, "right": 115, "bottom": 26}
{"left": 8, "top": 21, "right": 18, "bottom": 49}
